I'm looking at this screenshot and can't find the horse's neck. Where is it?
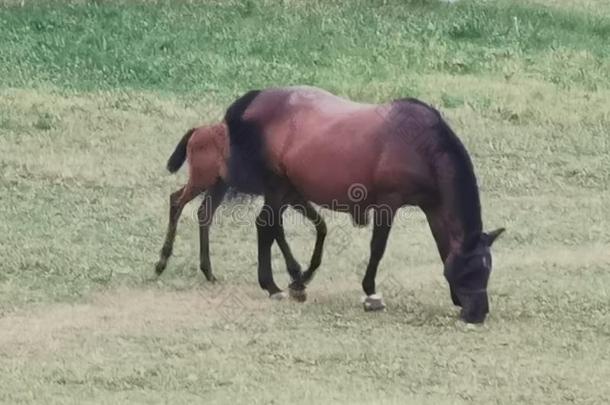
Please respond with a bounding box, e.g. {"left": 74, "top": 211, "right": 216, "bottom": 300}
{"left": 436, "top": 208, "right": 481, "bottom": 263}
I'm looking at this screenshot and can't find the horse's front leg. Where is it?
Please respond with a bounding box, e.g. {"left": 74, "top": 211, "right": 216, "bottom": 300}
{"left": 362, "top": 206, "right": 396, "bottom": 311}
{"left": 197, "top": 180, "right": 227, "bottom": 282}
{"left": 422, "top": 206, "right": 459, "bottom": 306}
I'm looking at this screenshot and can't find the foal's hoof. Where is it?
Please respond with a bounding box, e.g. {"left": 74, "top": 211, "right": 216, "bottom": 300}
{"left": 289, "top": 287, "right": 307, "bottom": 302}
{"left": 363, "top": 294, "right": 386, "bottom": 312}
{"left": 154, "top": 261, "right": 166, "bottom": 276}
{"left": 269, "top": 291, "right": 287, "bottom": 301}
{"left": 202, "top": 271, "right": 217, "bottom": 283}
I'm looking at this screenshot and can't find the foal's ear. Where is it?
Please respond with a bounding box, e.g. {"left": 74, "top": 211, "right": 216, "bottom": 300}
{"left": 483, "top": 228, "right": 506, "bottom": 246}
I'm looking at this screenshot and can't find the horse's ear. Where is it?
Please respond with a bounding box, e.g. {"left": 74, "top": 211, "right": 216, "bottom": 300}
{"left": 483, "top": 228, "right": 505, "bottom": 246}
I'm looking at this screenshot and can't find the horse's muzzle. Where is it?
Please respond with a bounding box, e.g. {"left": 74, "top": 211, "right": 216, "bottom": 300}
{"left": 456, "top": 290, "right": 489, "bottom": 324}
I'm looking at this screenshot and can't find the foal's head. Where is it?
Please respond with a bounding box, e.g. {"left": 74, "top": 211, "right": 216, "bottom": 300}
{"left": 444, "top": 228, "right": 505, "bottom": 323}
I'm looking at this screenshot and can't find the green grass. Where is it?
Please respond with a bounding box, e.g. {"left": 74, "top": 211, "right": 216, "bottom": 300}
{"left": 0, "top": 0, "right": 609, "bottom": 404}
{"left": 1, "top": 0, "right": 609, "bottom": 97}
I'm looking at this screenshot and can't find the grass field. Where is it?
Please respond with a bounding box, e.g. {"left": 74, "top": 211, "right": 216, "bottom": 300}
{"left": 0, "top": 0, "right": 609, "bottom": 403}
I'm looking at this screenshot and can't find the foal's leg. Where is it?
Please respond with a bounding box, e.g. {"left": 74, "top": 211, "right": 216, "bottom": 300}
{"left": 362, "top": 207, "right": 396, "bottom": 311}
{"left": 197, "top": 181, "right": 228, "bottom": 282}
{"left": 155, "top": 186, "right": 197, "bottom": 275}
{"left": 255, "top": 200, "right": 284, "bottom": 298}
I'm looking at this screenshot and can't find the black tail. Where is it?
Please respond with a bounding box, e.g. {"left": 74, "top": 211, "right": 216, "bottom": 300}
{"left": 166, "top": 128, "right": 196, "bottom": 173}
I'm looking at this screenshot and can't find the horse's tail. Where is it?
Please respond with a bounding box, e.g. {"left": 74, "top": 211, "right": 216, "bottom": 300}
{"left": 166, "top": 128, "right": 196, "bottom": 173}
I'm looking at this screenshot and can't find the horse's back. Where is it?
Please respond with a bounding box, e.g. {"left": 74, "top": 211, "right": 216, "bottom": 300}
{"left": 244, "top": 86, "right": 375, "bottom": 123}
{"left": 248, "top": 88, "right": 437, "bottom": 205}
{"left": 225, "top": 86, "right": 461, "bottom": 208}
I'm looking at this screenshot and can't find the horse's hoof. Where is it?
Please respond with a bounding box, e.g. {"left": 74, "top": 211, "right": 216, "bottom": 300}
{"left": 289, "top": 287, "right": 307, "bottom": 302}
{"left": 362, "top": 294, "right": 386, "bottom": 312}
{"left": 269, "top": 291, "right": 287, "bottom": 301}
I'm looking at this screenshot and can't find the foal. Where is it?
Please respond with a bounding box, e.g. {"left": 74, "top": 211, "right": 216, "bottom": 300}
{"left": 223, "top": 86, "right": 505, "bottom": 323}
{"left": 154, "top": 123, "right": 326, "bottom": 298}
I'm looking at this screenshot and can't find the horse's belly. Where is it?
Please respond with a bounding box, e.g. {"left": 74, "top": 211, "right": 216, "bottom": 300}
{"left": 294, "top": 176, "right": 370, "bottom": 208}
{"left": 284, "top": 151, "right": 374, "bottom": 208}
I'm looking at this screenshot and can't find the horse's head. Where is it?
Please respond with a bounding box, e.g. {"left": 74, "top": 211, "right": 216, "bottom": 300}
{"left": 444, "top": 228, "right": 505, "bottom": 323}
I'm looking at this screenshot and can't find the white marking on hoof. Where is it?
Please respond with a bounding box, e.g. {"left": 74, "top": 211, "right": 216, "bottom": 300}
{"left": 362, "top": 293, "right": 386, "bottom": 312}
{"left": 269, "top": 291, "right": 287, "bottom": 301}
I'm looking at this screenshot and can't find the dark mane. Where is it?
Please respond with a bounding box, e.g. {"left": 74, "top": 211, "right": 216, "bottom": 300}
{"left": 224, "top": 89, "right": 267, "bottom": 195}
{"left": 396, "top": 98, "right": 483, "bottom": 249}
{"left": 394, "top": 97, "right": 433, "bottom": 108}
{"left": 436, "top": 118, "right": 482, "bottom": 249}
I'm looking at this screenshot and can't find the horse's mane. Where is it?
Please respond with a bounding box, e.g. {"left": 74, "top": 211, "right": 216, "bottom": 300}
{"left": 396, "top": 98, "right": 483, "bottom": 248}
{"left": 437, "top": 118, "right": 483, "bottom": 249}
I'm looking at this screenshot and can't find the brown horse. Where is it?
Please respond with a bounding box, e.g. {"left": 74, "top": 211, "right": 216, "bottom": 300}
{"left": 154, "top": 123, "right": 326, "bottom": 300}
{"left": 156, "top": 86, "right": 504, "bottom": 323}
{"left": 221, "top": 86, "right": 505, "bottom": 323}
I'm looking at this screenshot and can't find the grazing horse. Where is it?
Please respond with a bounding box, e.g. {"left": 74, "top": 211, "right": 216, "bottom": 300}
{"left": 223, "top": 86, "right": 505, "bottom": 323}
{"left": 154, "top": 123, "right": 326, "bottom": 297}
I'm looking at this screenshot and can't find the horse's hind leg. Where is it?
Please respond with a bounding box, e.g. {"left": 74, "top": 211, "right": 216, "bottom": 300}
{"left": 290, "top": 200, "right": 327, "bottom": 285}
{"left": 256, "top": 199, "right": 284, "bottom": 298}
{"left": 276, "top": 229, "right": 302, "bottom": 279}
{"left": 155, "top": 186, "right": 196, "bottom": 276}
{"left": 197, "top": 181, "right": 227, "bottom": 282}
{"left": 270, "top": 204, "right": 308, "bottom": 301}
